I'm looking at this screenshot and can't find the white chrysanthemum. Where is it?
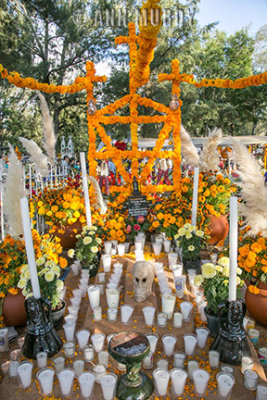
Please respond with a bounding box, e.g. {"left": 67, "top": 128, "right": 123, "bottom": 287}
{"left": 36, "top": 257, "right": 45, "bottom": 266}
{"left": 184, "top": 223, "right": 192, "bottom": 229}
{"left": 185, "top": 233, "right": 192, "bottom": 239}
{"left": 22, "top": 288, "right": 28, "bottom": 297}
{"left": 83, "top": 225, "right": 90, "bottom": 231}
{"left": 194, "top": 275, "right": 204, "bottom": 287}
{"left": 236, "top": 277, "right": 241, "bottom": 285}
{"left": 52, "top": 265, "right": 61, "bottom": 276}
{"left": 202, "top": 263, "right": 217, "bottom": 279}
{"left": 90, "top": 226, "right": 97, "bottom": 230}
{"left": 21, "top": 264, "right": 29, "bottom": 273}
{"left": 237, "top": 267, "right": 242, "bottom": 275}
{"left": 45, "top": 260, "right": 56, "bottom": 268}
{"left": 45, "top": 271, "right": 55, "bottom": 282}
{"left": 56, "top": 280, "right": 64, "bottom": 290}
{"left": 26, "top": 293, "right": 34, "bottom": 299}
{"left": 188, "top": 245, "right": 195, "bottom": 251}
{"left": 215, "top": 265, "right": 223, "bottom": 273}
{"left": 76, "top": 234, "right": 81, "bottom": 239}
{"left": 68, "top": 249, "right": 75, "bottom": 258}
{"left": 178, "top": 227, "right": 186, "bottom": 236}
{"left": 91, "top": 246, "right": 98, "bottom": 253}
{"left": 196, "top": 230, "right": 204, "bottom": 237}
{"left": 17, "top": 278, "right": 27, "bottom": 289}
{"left": 189, "top": 225, "right": 196, "bottom": 232}
{"left": 174, "top": 234, "right": 179, "bottom": 240}
{"left": 89, "top": 231, "right": 95, "bottom": 236}
{"left": 217, "top": 257, "right": 230, "bottom": 268}
{"left": 222, "top": 266, "right": 230, "bottom": 277}
{"left": 96, "top": 237, "right": 102, "bottom": 244}
{"left": 83, "top": 236, "right": 92, "bottom": 245}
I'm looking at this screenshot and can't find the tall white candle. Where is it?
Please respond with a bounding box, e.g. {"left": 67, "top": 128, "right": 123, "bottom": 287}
{"left": 20, "top": 197, "right": 41, "bottom": 299}
{"left": 229, "top": 196, "right": 238, "bottom": 302}
{"left": 80, "top": 152, "right": 92, "bottom": 227}
{"left": 191, "top": 167, "right": 199, "bottom": 226}
{"left": 29, "top": 165, "right": 32, "bottom": 199}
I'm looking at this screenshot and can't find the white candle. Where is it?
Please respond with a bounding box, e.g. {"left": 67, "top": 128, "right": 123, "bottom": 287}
{"left": 229, "top": 196, "right": 238, "bottom": 301}
{"left": 171, "top": 368, "right": 188, "bottom": 395}
{"left": 78, "top": 372, "right": 95, "bottom": 398}
{"left": 191, "top": 166, "right": 199, "bottom": 226}
{"left": 20, "top": 197, "right": 41, "bottom": 299}
{"left": 80, "top": 152, "right": 92, "bottom": 226}
{"left": 153, "top": 368, "right": 170, "bottom": 396}
{"left": 162, "top": 334, "right": 177, "bottom": 356}
{"left": 17, "top": 361, "right": 33, "bottom": 388}
{"left": 216, "top": 372, "right": 235, "bottom": 398}
{"left": 37, "top": 367, "right": 55, "bottom": 395}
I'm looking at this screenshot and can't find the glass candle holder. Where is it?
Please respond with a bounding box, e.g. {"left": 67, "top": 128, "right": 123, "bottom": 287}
{"left": 71, "top": 263, "right": 80, "bottom": 276}
{"left": 37, "top": 352, "right": 48, "bottom": 369}
{"left": 104, "top": 241, "right": 112, "bottom": 254}
{"left": 17, "top": 361, "right": 33, "bottom": 388}
{"left": 241, "top": 355, "right": 253, "bottom": 374}
{"left": 248, "top": 328, "right": 260, "bottom": 345}
{"left": 184, "top": 334, "right": 198, "bottom": 356}
{"left": 162, "top": 294, "right": 176, "bottom": 320}
{"left": 88, "top": 285, "right": 100, "bottom": 309}
{"left": 64, "top": 314, "right": 77, "bottom": 325}
{"left": 157, "top": 312, "right": 167, "bottom": 327}
{"left": 145, "top": 333, "right": 159, "bottom": 354}
{"left": 173, "top": 312, "right": 183, "bottom": 328}
{"left": 156, "top": 359, "right": 169, "bottom": 371}
{"left": 168, "top": 252, "right": 178, "bottom": 267}
{"left": 193, "top": 369, "right": 210, "bottom": 397}
{"left": 153, "top": 368, "right": 170, "bottom": 396}
{"left": 76, "top": 329, "right": 91, "bottom": 350}
{"left": 142, "top": 306, "right": 156, "bottom": 327}
{"left": 209, "top": 350, "right": 220, "bottom": 369}
{"left": 53, "top": 356, "right": 65, "bottom": 374}
{"left": 135, "top": 240, "right": 142, "bottom": 252}
{"left": 216, "top": 372, "right": 235, "bottom": 400}
{"left": 163, "top": 239, "right": 171, "bottom": 253}
{"left": 78, "top": 372, "right": 95, "bottom": 399}
{"left": 9, "top": 361, "right": 19, "bottom": 378}
{"left": 143, "top": 351, "right": 153, "bottom": 370}
{"left": 152, "top": 242, "right": 162, "bottom": 256}
{"left": 91, "top": 333, "right": 105, "bottom": 353}
{"left": 258, "top": 347, "right": 267, "bottom": 366}
{"left": 117, "top": 243, "right": 125, "bottom": 256}
{"left": 106, "top": 288, "right": 120, "bottom": 309}
{"left": 97, "top": 273, "right": 105, "bottom": 284}
{"left": 70, "top": 297, "right": 81, "bottom": 308}
{"left": 0, "top": 328, "right": 9, "bottom": 352}
{"left": 171, "top": 264, "right": 183, "bottom": 278}
{"left": 37, "top": 367, "right": 55, "bottom": 396}
{"left": 73, "top": 360, "right": 84, "bottom": 377}
{"left": 174, "top": 352, "right": 186, "bottom": 369}
{"left": 107, "top": 308, "right": 118, "bottom": 322}
{"left": 188, "top": 360, "right": 199, "bottom": 380}
{"left": 120, "top": 304, "right": 134, "bottom": 324}
{"left": 171, "top": 368, "right": 188, "bottom": 396}
{"left": 93, "top": 306, "right": 102, "bottom": 321}
{"left": 244, "top": 369, "right": 258, "bottom": 391}
{"left": 102, "top": 254, "right": 112, "bottom": 272}
{"left": 73, "top": 288, "right": 82, "bottom": 298}
{"left": 220, "top": 365, "right": 234, "bottom": 375}
{"left": 180, "top": 301, "right": 193, "bottom": 322}
{"left": 98, "top": 351, "right": 109, "bottom": 368}
{"left": 100, "top": 373, "right": 117, "bottom": 400}
{"left": 174, "top": 275, "right": 186, "bottom": 298}
{"left": 93, "top": 364, "right": 106, "bottom": 383}
{"left": 83, "top": 345, "right": 94, "bottom": 362}
{"left": 64, "top": 341, "right": 75, "bottom": 358}
{"left": 63, "top": 323, "right": 76, "bottom": 342}
{"left": 68, "top": 305, "right": 79, "bottom": 318}
{"left": 58, "top": 368, "right": 75, "bottom": 397}
{"left": 162, "top": 334, "right": 177, "bottom": 357}
{"left": 256, "top": 384, "right": 267, "bottom": 400}
{"left": 196, "top": 327, "right": 210, "bottom": 349}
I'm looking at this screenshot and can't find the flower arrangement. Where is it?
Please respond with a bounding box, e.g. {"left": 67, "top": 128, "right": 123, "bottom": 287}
{"left": 125, "top": 215, "right": 151, "bottom": 242}
{"left": 238, "top": 234, "right": 267, "bottom": 294}
{"left": 194, "top": 257, "right": 244, "bottom": 315}
{"left": 100, "top": 207, "right": 126, "bottom": 243}
{"left": 174, "top": 223, "right": 206, "bottom": 262}
{"left": 69, "top": 225, "right": 102, "bottom": 275}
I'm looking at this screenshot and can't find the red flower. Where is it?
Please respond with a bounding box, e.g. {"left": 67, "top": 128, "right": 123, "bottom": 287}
{"left": 134, "top": 224, "right": 141, "bottom": 231}
{"left": 137, "top": 216, "right": 145, "bottom": 224}
{"left": 126, "top": 225, "right": 132, "bottom": 233}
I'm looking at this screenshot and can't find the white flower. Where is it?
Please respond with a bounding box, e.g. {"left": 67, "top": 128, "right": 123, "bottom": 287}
{"left": 237, "top": 267, "right": 242, "bottom": 275}
{"left": 189, "top": 225, "right": 196, "bottom": 232}
{"left": 90, "top": 226, "right": 98, "bottom": 230}
{"left": 89, "top": 231, "right": 95, "bottom": 236}
{"left": 185, "top": 233, "right": 192, "bottom": 239}
{"left": 194, "top": 275, "right": 204, "bottom": 287}
{"left": 68, "top": 249, "right": 75, "bottom": 258}
{"left": 196, "top": 230, "right": 204, "bottom": 237}
{"left": 174, "top": 234, "right": 179, "bottom": 240}
{"left": 178, "top": 227, "right": 186, "bottom": 236}
{"left": 52, "top": 265, "right": 61, "bottom": 276}
{"left": 45, "top": 260, "right": 56, "bottom": 268}
{"left": 236, "top": 277, "right": 241, "bottom": 285}
{"left": 76, "top": 234, "right": 81, "bottom": 239}
{"left": 22, "top": 288, "right": 28, "bottom": 297}
{"left": 91, "top": 246, "right": 98, "bottom": 253}
{"left": 188, "top": 245, "right": 195, "bottom": 251}
{"left": 222, "top": 266, "right": 230, "bottom": 277}
{"left": 21, "top": 264, "right": 29, "bottom": 273}
{"left": 217, "top": 257, "right": 230, "bottom": 268}
{"left": 56, "top": 280, "right": 64, "bottom": 290}
{"left": 96, "top": 237, "right": 102, "bottom": 244}
{"left": 82, "top": 225, "right": 90, "bottom": 232}
{"left": 45, "top": 271, "right": 55, "bottom": 282}
{"left": 215, "top": 265, "right": 223, "bottom": 273}
{"left": 184, "top": 223, "right": 192, "bottom": 229}
{"left": 36, "top": 257, "right": 45, "bottom": 266}
{"left": 83, "top": 236, "right": 92, "bottom": 245}
{"left": 201, "top": 263, "right": 217, "bottom": 279}
{"left": 17, "top": 278, "right": 27, "bottom": 289}
{"left": 25, "top": 293, "right": 33, "bottom": 299}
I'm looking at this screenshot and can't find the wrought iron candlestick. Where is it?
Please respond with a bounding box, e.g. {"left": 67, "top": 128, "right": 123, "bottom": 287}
{"left": 211, "top": 299, "right": 251, "bottom": 365}
{"left": 23, "top": 297, "right": 62, "bottom": 359}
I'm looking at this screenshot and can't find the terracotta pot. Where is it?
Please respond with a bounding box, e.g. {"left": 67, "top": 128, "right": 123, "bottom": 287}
{"left": 53, "top": 220, "right": 82, "bottom": 250}
{"left": 245, "top": 282, "right": 267, "bottom": 327}
{"left": 208, "top": 214, "right": 229, "bottom": 245}
{"left": 2, "top": 290, "right": 27, "bottom": 327}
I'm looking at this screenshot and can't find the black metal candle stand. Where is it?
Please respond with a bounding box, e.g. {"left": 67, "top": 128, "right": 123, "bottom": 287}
{"left": 22, "top": 297, "right": 62, "bottom": 359}
{"left": 211, "top": 299, "right": 251, "bottom": 365}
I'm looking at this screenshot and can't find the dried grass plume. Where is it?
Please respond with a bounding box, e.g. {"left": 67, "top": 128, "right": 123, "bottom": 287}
{"left": 3, "top": 146, "right": 27, "bottom": 237}
{"left": 199, "top": 128, "right": 222, "bottom": 172}
{"left": 231, "top": 139, "right": 267, "bottom": 237}
{"left": 19, "top": 137, "right": 49, "bottom": 177}
{"left": 180, "top": 125, "right": 199, "bottom": 167}
{"left": 88, "top": 176, "right": 108, "bottom": 215}
{"left": 38, "top": 91, "right": 56, "bottom": 165}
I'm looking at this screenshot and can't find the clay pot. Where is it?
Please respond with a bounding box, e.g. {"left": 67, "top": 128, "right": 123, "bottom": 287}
{"left": 245, "top": 282, "right": 267, "bottom": 327}
{"left": 2, "top": 290, "right": 27, "bottom": 327}
{"left": 208, "top": 214, "right": 229, "bottom": 245}
{"left": 53, "top": 221, "right": 82, "bottom": 250}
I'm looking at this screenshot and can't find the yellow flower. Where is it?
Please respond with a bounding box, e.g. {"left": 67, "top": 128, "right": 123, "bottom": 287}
{"left": 96, "top": 238, "right": 102, "bottom": 244}
{"left": 91, "top": 246, "right": 98, "bottom": 253}
{"left": 185, "top": 233, "right": 192, "bottom": 239}
{"left": 45, "top": 271, "right": 54, "bottom": 282}
{"left": 194, "top": 275, "right": 204, "bottom": 287}
{"left": 215, "top": 265, "right": 223, "bottom": 272}
{"left": 36, "top": 257, "right": 45, "bottom": 266}
{"left": 196, "top": 230, "right": 204, "bottom": 237}
{"left": 222, "top": 266, "right": 230, "bottom": 277}
{"left": 68, "top": 249, "right": 75, "bottom": 258}
{"left": 202, "top": 263, "right": 216, "bottom": 279}
{"left": 17, "top": 278, "right": 27, "bottom": 289}
{"left": 217, "top": 256, "right": 229, "bottom": 268}
{"left": 188, "top": 245, "right": 195, "bottom": 251}
{"left": 83, "top": 236, "right": 92, "bottom": 245}
{"left": 56, "top": 280, "right": 64, "bottom": 290}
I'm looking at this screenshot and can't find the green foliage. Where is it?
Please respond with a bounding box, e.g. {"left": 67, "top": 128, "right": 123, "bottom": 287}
{"left": 174, "top": 223, "right": 206, "bottom": 261}
{"left": 74, "top": 225, "right": 102, "bottom": 268}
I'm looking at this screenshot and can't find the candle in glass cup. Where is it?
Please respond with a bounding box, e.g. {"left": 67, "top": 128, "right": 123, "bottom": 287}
{"left": 102, "top": 254, "right": 112, "bottom": 272}
{"left": 156, "top": 359, "right": 169, "bottom": 371}
{"left": 100, "top": 373, "right": 117, "bottom": 400}
{"left": 97, "top": 273, "right": 105, "bottom": 283}
{"left": 64, "top": 342, "right": 75, "bottom": 358}
{"left": 244, "top": 370, "right": 258, "bottom": 391}
{"left": 173, "top": 312, "right": 183, "bottom": 328}
{"left": 58, "top": 368, "right": 75, "bottom": 397}
{"left": 248, "top": 328, "right": 260, "bottom": 345}
{"left": 17, "top": 361, "right": 33, "bottom": 388}
{"left": 9, "top": 361, "right": 20, "bottom": 378}
{"left": 157, "top": 312, "right": 167, "bottom": 327}
{"left": 162, "top": 294, "right": 176, "bottom": 320}
{"left": 196, "top": 327, "right": 209, "bottom": 349}
{"left": 220, "top": 365, "right": 234, "bottom": 375}
{"left": 120, "top": 304, "right": 134, "bottom": 324}
{"left": 171, "top": 368, "right": 188, "bottom": 395}
{"left": 37, "top": 367, "right": 55, "bottom": 395}
{"left": 256, "top": 384, "right": 267, "bottom": 400}
{"left": 171, "top": 263, "right": 183, "bottom": 277}
{"left": 143, "top": 352, "right": 153, "bottom": 369}
{"left": 145, "top": 333, "right": 159, "bottom": 354}
{"left": 174, "top": 352, "right": 186, "bottom": 369}
{"left": 168, "top": 252, "right": 178, "bottom": 267}
{"left": 209, "top": 350, "right": 220, "bottom": 369}
{"left": 93, "top": 306, "right": 102, "bottom": 321}
{"left": 153, "top": 368, "right": 170, "bottom": 396}
{"left": 53, "top": 357, "right": 65, "bottom": 374}
{"left": 98, "top": 351, "right": 109, "bottom": 367}
{"left": 88, "top": 285, "right": 100, "bottom": 309}
{"left": 83, "top": 345, "right": 94, "bottom": 362}
{"left": 188, "top": 360, "right": 199, "bottom": 380}
{"left": 73, "top": 360, "right": 84, "bottom": 377}
{"left": 135, "top": 240, "right": 142, "bottom": 251}
{"left": 107, "top": 307, "right": 118, "bottom": 321}
{"left": 117, "top": 243, "right": 125, "bottom": 256}
{"left": 104, "top": 241, "right": 112, "bottom": 254}
{"left": 142, "top": 306, "right": 156, "bottom": 327}
{"left": 91, "top": 333, "right": 105, "bottom": 353}
{"left": 164, "top": 239, "right": 171, "bottom": 253}
{"left": 174, "top": 275, "right": 186, "bottom": 298}
{"left": 193, "top": 369, "right": 210, "bottom": 397}
{"left": 37, "top": 352, "right": 48, "bottom": 369}
{"left": 10, "top": 348, "right": 21, "bottom": 361}
{"left": 93, "top": 364, "right": 106, "bottom": 383}
{"left": 73, "top": 288, "right": 83, "bottom": 298}
{"left": 76, "top": 329, "right": 90, "bottom": 350}
{"left": 162, "top": 334, "right": 177, "bottom": 357}
{"left": 152, "top": 242, "right": 162, "bottom": 256}
{"left": 216, "top": 372, "right": 235, "bottom": 400}
{"left": 106, "top": 288, "right": 120, "bottom": 309}
{"left": 180, "top": 301, "right": 193, "bottom": 322}
{"left": 184, "top": 334, "right": 197, "bottom": 356}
